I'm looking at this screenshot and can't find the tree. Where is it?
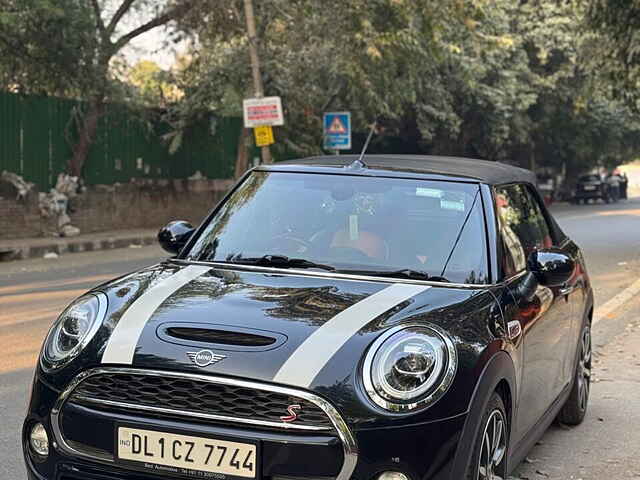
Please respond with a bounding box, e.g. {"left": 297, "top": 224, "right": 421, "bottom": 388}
{"left": 4, "top": 0, "right": 627, "bottom": 180}
{"left": 586, "top": 0, "right": 640, "bottom": 111}
{"left": 168, "top": 0, "right": 476, "bottom": 159}
{"left": 161, "top": 0, "right": 640, "bottom": 178}
{"left": 0, "top": 0, "right": 196, "bottom": 177}
{"left": 127, "top": 60, "right": 183, "bottom": 106}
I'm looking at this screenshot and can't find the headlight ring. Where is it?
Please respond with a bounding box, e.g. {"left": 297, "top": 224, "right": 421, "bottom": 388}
{"left": 362, "top": 324, "right": 457, "bottom": 413}
{"left": 41, "top": 293, "right": 108, "bottom": 372}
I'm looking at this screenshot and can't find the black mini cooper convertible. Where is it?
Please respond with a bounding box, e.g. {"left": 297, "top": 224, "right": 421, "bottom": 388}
{"left": 24, "top": 155, "right": 593, "bottom": 480}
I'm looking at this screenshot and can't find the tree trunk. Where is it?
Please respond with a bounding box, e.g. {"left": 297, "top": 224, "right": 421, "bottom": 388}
{"left": 235, "top": 127, "right": 250, "bottom": 179}
{"left": 529, "top": 148, "right": 536, "bottom": 173}
{"left": 69, "top": 97, "right": 104, "bottom": 177}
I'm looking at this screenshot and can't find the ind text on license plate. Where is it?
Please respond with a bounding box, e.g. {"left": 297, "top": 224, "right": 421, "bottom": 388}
{"left": 117, "top": 426, "right": 258, "bottom": 479}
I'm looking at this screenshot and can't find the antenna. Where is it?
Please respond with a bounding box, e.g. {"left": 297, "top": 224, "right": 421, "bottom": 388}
{"left": 345, "top": 119, "right": 377, "bottom": 170}
{"left": 357, "top": 120, "right": 377, "bottom": 165}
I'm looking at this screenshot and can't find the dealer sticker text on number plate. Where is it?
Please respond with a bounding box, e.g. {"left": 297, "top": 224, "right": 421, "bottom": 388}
{"left": 117, "top": 427, "right": 257, "bottom": 478}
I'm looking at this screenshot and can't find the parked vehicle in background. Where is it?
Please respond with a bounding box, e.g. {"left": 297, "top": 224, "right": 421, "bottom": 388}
{"left": 573, "top": 174, "right": 611, "bottom": 204}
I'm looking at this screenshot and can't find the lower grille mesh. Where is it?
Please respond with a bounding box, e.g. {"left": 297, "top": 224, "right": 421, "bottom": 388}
{"left": 69, "top": 372, "right": 333, "bottom": 430}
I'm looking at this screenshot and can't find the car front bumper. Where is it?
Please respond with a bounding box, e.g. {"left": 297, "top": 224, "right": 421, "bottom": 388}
{"left": 24, "top": 370, "right": 467, "bottom": 480}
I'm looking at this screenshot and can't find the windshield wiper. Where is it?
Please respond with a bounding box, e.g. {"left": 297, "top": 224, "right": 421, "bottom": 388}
{"left": 227, "top": 255, "right": 336, "bottom": 272}
{"left": 338, "top": 268, "right": 449, "bottom": 282}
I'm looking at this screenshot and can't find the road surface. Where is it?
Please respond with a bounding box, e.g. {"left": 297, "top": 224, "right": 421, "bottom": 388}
{"left": 1, "top": 198, "right": 639, "bottom": 479}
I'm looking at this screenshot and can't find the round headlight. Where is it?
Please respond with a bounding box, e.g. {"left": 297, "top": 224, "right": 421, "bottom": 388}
{"left": 42, "top": 293, "right": 107, "bottom": 370}
{"left": 363, "top": 324, "right": 457, "bottom": 412}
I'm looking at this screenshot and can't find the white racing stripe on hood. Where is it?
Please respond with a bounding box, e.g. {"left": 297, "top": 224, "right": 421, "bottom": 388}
{"left": 273, "top": 283, "right": 430, "bottom": 388}
{"left": 101, "top": 265, "right": 211, "bottom": 364}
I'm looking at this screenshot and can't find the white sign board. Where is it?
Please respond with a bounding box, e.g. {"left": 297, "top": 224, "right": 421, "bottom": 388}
{"left": 243, "top": 96, "right": 284, "bottom": 128}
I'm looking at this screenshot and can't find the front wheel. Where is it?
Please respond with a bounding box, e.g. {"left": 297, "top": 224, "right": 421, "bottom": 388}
{"left": 558, "top": 325, "right": 591, "bottom": 425}
{"left": 466, "top": 393, "right": 508, "bottom": 480}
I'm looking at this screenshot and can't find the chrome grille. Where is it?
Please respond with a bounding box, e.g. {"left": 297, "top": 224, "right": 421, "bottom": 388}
{"left": 68, "top": 371, "right": 334, "bottom": 431}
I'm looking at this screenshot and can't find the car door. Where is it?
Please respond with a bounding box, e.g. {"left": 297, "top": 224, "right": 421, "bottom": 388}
{"left": 495, "top": 184, "right": 574, "bottom": 437}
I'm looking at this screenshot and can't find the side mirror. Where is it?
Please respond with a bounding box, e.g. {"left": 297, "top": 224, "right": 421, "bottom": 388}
{"left": 527, "top": 248, "right": 575, "bottom": 287}
{"left": 158, "top": 221, "right": 195, "bottom": 255}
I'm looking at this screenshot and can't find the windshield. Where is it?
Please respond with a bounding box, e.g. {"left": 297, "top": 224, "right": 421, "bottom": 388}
{"left": 185, "top": 172, "right": 488, "bottom": 284}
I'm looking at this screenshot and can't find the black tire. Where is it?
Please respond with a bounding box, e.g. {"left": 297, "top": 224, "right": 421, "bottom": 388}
{"left": 465, "top": 393, "right": 509, "bottom": 480}
{"left": 558, "top": 325, "right": 591, "bottom": 425}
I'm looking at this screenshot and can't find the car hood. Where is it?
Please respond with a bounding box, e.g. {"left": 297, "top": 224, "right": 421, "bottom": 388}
{"left": 88, "top": 262, "right": 498, "bottom": 422}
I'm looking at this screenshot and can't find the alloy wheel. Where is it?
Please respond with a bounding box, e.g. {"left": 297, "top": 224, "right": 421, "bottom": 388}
{"left": 477, "top": 409, "right": 507, "bottom": 480}
{"left": 577, "top": 327, "right": 592, "bottom": 412}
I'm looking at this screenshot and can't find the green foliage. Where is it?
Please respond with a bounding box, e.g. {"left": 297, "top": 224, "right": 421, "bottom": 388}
{"left": 170, "top": 0, "right": 475, "bottom": 155}
{"left": 167, "top": 0, "right": 639, "bottom": 172}
{"left": 0, "top": 0, "right": 197, "bottom": 176}
{"left": 127, "top": 60, "right": 182, "bottom": 107}
{"left": 586, "top": 0, "right": 640, "bottom": 110}
{"left": 1, "top": 0, "right": 638, "bottom": 177}
{"left": 0, "top": 0, "right": 99, "bottom": 95}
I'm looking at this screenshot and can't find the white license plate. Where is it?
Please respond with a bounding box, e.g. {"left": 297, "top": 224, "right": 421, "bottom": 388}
{"left": 117, "top": 426, "right": 257, "bottom": 479}
{"left": 583, "top": 185, "right": 596, "bottom": 191}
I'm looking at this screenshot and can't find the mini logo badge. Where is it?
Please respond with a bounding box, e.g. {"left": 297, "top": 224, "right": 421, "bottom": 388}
{"left": 280, "top": 404, "right": 301, "bottom": 423}
{"left": 186, "top": 350, "right": 226, "bottom": 367}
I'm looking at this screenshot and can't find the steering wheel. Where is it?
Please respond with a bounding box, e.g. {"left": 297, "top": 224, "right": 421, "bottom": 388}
{"left": 267, "top": 234, "right": 312, "bottom": 254}
{"left": 328, "top": 246, "right": 372, "bottom": 262}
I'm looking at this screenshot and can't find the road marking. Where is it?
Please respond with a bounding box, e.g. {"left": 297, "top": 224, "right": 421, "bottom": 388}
{"left": 101, "top": 265, "right": 210, "bottom": 364}
{"left": 273, "top": 283, "right": 430, "bottom": 388}
{"left": 593, "top": 277, "right": 640, "bottom": 325}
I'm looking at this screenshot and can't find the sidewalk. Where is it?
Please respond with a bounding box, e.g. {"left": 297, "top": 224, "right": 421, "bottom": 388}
{"left": 0, "top": 228, "right": 159, "bottom": 262}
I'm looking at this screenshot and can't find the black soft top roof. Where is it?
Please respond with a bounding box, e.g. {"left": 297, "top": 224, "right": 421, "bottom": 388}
{"left": 270, "top": 155, "right": 536, "bottom": 185}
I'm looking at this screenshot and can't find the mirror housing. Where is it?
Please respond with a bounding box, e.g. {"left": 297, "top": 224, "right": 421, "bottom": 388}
{"left": 527, "top": 248, "right": 575, "bottom": 287}
{"left": 158, "top": 220, "right": 195, "bottom": 255}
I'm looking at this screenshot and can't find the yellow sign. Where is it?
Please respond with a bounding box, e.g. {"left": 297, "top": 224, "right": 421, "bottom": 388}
{"left": 254, "top": 126, "right": 275, "bottom": 147}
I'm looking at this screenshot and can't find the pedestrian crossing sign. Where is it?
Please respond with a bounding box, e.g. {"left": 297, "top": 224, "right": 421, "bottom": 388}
{"left": 323, "top": 112, "right": 351, "bottom": 150}
{"left": 328, "top": 116, "right": 347, "bottom": 134}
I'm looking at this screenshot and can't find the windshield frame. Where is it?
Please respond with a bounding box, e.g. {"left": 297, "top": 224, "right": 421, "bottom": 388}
{"left": 177, "top": 168, "right": 492, "bottom": 287}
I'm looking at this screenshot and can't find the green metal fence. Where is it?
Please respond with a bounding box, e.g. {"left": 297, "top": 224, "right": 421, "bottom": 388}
{"left": 0, "top": 91, "right": 241, "bottom": 190}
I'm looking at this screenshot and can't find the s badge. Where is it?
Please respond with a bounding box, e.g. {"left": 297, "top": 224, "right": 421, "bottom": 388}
{"left": 187, "top": 350, "right": 226, "bottom": 367}
{"left": 280, "top": 404, "right": 301, "bottom": 423}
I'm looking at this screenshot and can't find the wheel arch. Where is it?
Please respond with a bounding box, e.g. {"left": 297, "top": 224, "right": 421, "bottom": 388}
{"left": 449, "top": 350, "right": 517, "bottom": 479}
{"left": 495, "top": 378, "right": 513, "bottom": 430}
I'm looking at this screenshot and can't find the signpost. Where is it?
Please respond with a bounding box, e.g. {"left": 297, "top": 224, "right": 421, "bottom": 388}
{"left": 243, "top": 0, "right": 274, "bottom": 163}
{"left": 323, "top": 112, "right": 351, "bottom": 151}
{"left": 243, "top": 97, "right": 284, "bottom": 128}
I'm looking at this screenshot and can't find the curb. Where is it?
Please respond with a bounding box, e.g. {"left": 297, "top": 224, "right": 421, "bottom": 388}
{"left": 0, "top": 234, "right": 158, "bottom": 262}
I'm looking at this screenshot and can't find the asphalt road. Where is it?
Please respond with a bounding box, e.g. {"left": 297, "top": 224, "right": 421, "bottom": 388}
{"left": 0, "top": 245, "right": 167, "bottom": 480}
{"left": 1, "top": 198, "right": 639, "bottom": 480}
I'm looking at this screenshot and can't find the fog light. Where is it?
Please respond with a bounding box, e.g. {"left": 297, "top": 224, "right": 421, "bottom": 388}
{"left": 377, "top": 472, "right": 409, "bottom": 480}
{"left": 29, "top": 423, "right": 49, "bottom": 456}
